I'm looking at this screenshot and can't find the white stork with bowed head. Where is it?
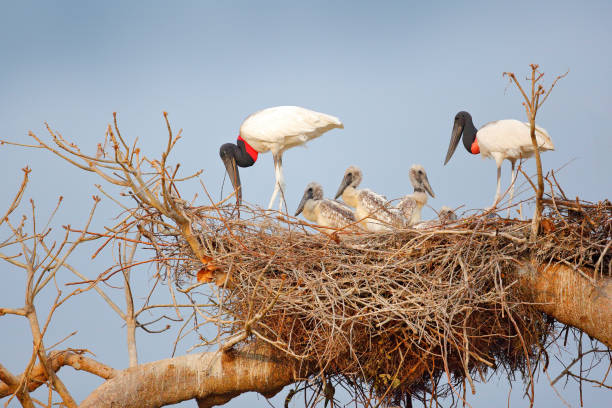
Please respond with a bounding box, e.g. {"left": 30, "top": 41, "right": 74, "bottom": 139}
{"left": 334, "top": 166, "right": 404, "bottom": 232}
{"left": 396, "top": 164, "right": 435, "bottom": 226}
{"left": 444, "top": 111, "right": 554, "bottom": 207}
{"left": 295, "top": 182, "right": 357, "bottom": 229}
{"left": 219, "top": 106, "right": 343, "bottom": 210}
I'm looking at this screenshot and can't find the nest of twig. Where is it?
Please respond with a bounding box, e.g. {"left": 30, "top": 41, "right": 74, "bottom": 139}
{"left": 158, "top": 197, "right": 611, "bottom": 403}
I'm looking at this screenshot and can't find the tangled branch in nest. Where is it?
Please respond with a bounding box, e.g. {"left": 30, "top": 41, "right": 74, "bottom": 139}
{"left": 149, "top": 196, "right": 611, "bottom": 404}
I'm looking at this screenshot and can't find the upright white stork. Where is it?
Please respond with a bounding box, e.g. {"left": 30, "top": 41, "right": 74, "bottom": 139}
{"left": 219, "top": 106, "right": 343, "bottom": 210}
{"left": 334, "top": 166, "right": 403, "bottom": 232}
{"left": 396, "top": 164, "right": 435, "bottom": 226}
{"left": 295, "top": 182, "right": 357, "bottom": 229}
{"left": 444, "top": 111, "right": 554, "bottom": 207}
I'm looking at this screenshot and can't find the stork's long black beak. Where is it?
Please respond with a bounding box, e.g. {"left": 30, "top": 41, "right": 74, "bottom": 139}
{"left": 444, "top": 120, "right": 464, "bottom": 165}
{"left": 220, "top": 144, "right": 242, "bottom": 205}
{"left": 295, "top": 188, "right": 312, "bottom": 217}
{"left": 334, "top": 173, "right": 352, "bottom": 200}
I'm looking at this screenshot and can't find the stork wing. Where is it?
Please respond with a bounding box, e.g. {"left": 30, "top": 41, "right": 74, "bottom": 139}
{"left": 397, "top": 196, "right": 417, "bottom": 221}
{"left": 358, "top": 189, "right": 403, "bottom": 226}
{"left": 319, "top": 199, "right": 357, "bottom": 229}
{"left": 478, "top": 119, "right": 554, "bottom": 155}
{"left": 240, "top": 106, "right": 343, "bottom": 152}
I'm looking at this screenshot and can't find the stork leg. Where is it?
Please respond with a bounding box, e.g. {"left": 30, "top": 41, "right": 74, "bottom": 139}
{"left": 507, "top": 160, "right": 517, "bottom": 218}
{"left": 492, "top": 164, "right": 502, "bottom": 209}
{"left": 276, "top": 154, "right": 287, "bottom": 212}
{"left": 268, "top": 156, "right": 280, "bottom": 210}
{"left": 268, "top": 154, "right": 287, "bottom": 211}
{"left": 268, "top": 185, "right": 279, "bottom": 210}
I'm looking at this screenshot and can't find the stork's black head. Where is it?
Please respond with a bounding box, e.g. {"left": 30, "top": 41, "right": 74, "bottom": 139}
{"left": 455, "top": 111, "right": 472, "bottom": 123}
{"left": 219, "top": 135, "right": 259, "bottom": 206}
{"left": 444, "top": 111, "right": 476, "bottom": 165}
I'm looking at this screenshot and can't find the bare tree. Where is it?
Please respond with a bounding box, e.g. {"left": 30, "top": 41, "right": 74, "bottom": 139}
{"left": 0, "top": 104, "right": 610, "bottom": 408}
{"left": 503, "top": 64, "right": 569, "bottom": 239}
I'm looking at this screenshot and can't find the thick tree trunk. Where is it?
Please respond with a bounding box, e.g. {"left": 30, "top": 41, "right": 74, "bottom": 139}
{"left": 79, "top": 343, "right": 307, "bottom": 408}
{"left": 518, "top": 261, "right": 612, "bottom": 349}
{"left": 73, "top": 262, "right": 611, "bottom": 408}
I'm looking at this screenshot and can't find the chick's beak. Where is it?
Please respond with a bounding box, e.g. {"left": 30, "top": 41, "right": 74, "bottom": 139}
{"left": 334, "top": 173, "right": 352, "bottom": 200}
{"left": 423, "top": 175, "right": 435, "bottom": 198}
{"left": 295, "top": 190, "right": 311, "bottom": 216}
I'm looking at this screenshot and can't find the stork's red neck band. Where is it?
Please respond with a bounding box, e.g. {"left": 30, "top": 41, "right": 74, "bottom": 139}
{"left": 237, "top": 135, "right": 258, "bottom": 162}
{"left": 470, "top": 138, "right": 480, "bottom": 155}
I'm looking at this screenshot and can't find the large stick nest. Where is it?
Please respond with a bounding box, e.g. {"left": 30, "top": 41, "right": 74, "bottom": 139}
{"left": 158, "top": 197, "right": 611, "bottom": 402}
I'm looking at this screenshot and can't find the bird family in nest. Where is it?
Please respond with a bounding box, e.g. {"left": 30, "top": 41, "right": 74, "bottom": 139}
{"left": 219, "top": 105, "right": 554, "bottom": 232}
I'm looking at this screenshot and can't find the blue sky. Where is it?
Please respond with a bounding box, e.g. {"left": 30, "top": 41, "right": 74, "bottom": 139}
{"left": 1, "top": 1, "right": 611, "bottom": 407}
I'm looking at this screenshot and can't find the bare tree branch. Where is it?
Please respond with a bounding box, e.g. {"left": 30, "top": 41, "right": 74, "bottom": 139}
{"left": 0, "top": 351, "right": 116, "bottom": 398}
{"left": 503, "top": 64, "right": 566, "bottom": 240}
{"left": 0, "top": 167, "right": 30, "bottom": 228}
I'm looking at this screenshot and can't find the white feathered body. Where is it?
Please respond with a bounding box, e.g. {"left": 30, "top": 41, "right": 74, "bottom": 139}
{"left": 477, "top": 119, "right": 554, "bottom": 166}
{"left": 342, "top": 186, "right": 403, "bottom": 232}
{"left": 240, "top": 106, "right": 344, "bottom": 155}
{"left": 301, "top": 198, "right": 357, "bottom": 229}
{"left": 396, "top": 191, "right": 428, "bottom": 226}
